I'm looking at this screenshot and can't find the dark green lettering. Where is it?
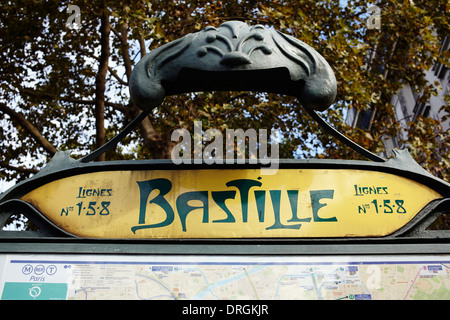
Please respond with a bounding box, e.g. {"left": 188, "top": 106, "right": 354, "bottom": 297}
{"left": 226, "top": 179, "right": 262, "bottom": 223}
{"left": 132, "top": 178, "right": 174, "bottom": 233}
{"left": 266, "top": 190, "right": 302, "bottom": 230}
{"left": 212, "top": 191, "right": 236, "bottom": 223}
{"left": 254, "top": 190, "right": 266, "bottom": 222}
{"left": 287, "top": 190, "right": 311, "bottom": 223}
{"left": 176, "top": 191, "right": 209, "bottom": 232}
{"left": 310, "top": 190, "right": 337, "bottom": 222}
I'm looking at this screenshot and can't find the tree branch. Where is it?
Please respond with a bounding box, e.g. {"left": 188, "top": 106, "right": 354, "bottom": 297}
{"left": 138, "top": 35, "right": 147, "bottom": 59}
{"left": 109, "top": 24, "right": 122, "bottom": 42}
{"left": 0, "top": 102, "right": 56, "bottom": 156}
{"left": 0, "top": 161, "right": 39, "bottom": 174}
{"left": 58, "top": 97, "right": 129, "bottom": 113}
{"left": 18, "top": 87, "right": 130, "bottom": 115}
{"left": 108, "top": 66, "right": 128, "bottom": 86}
{"left": 118, "top": 21, "right": 133, "bottom": 81}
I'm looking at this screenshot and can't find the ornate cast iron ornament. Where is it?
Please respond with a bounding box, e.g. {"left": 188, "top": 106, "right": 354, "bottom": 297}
{"left": 0, "top": 21, "right": 449, "bottom": 240}
{"left": 129, "top": 21, "right": 337, "bottom": 111}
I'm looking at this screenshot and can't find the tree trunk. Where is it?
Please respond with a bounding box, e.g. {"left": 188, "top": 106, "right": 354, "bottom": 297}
{"left": 94, "top": 3, "right": 110, "bottom": 161}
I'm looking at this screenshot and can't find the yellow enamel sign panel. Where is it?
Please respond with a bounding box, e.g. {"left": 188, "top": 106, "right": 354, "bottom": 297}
{"left": 20, "top": 169, "right": 441, "bottom": 238}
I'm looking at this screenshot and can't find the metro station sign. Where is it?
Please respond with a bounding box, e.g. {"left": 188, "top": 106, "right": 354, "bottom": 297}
{"left": 14, "top": 159, "right": 445, "bottom": 239}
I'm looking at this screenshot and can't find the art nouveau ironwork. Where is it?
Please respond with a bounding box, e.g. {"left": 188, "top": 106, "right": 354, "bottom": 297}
{"left": 0, "top": 21, "right": 448, "bottom": 241}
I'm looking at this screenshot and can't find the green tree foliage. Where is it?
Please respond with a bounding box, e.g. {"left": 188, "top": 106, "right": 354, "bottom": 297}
{"left": 0, "top": 0, "right": 448, "bottom": 186}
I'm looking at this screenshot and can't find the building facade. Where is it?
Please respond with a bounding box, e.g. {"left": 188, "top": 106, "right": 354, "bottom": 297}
{"left": 345, "top": 36, "right": 450, "bottom": 158}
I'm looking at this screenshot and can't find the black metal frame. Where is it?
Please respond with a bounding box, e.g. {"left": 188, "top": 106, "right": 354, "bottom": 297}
{"left": 1, "top": 156, "right": 449, "bottom": 245}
